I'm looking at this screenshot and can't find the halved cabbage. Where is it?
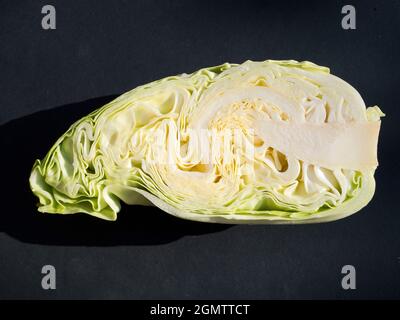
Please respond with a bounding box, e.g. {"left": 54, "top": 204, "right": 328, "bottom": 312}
{"left": 29, "top": 60, "right": 383, "bottom": 223}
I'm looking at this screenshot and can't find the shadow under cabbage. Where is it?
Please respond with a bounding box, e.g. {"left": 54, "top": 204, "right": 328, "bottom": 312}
{"left": 0, "top": 95, "right": 231, "bottom": 246}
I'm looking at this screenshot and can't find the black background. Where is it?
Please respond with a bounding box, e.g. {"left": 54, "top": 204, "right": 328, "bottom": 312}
{"left": 0, "top": 0, "right": 399, "bottom": 299}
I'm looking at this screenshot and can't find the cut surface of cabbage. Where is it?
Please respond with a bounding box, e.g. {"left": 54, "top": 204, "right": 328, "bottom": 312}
{"left": 29, "top": 60, "right": 383, "bottom": 223}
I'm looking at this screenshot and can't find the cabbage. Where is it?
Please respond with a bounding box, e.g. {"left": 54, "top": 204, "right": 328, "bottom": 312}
{"left": 29, "top": 60, "right": 383, "bottom": 223}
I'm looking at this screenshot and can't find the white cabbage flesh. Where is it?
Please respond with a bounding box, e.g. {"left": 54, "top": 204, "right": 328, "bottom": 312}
{"left": 29, "top": 60, "right": 383, "bottom": 223}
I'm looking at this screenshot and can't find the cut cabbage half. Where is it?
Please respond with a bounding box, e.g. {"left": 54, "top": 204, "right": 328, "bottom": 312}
{"left": 29, "top": 60, "right": 384, "bottom": 223}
